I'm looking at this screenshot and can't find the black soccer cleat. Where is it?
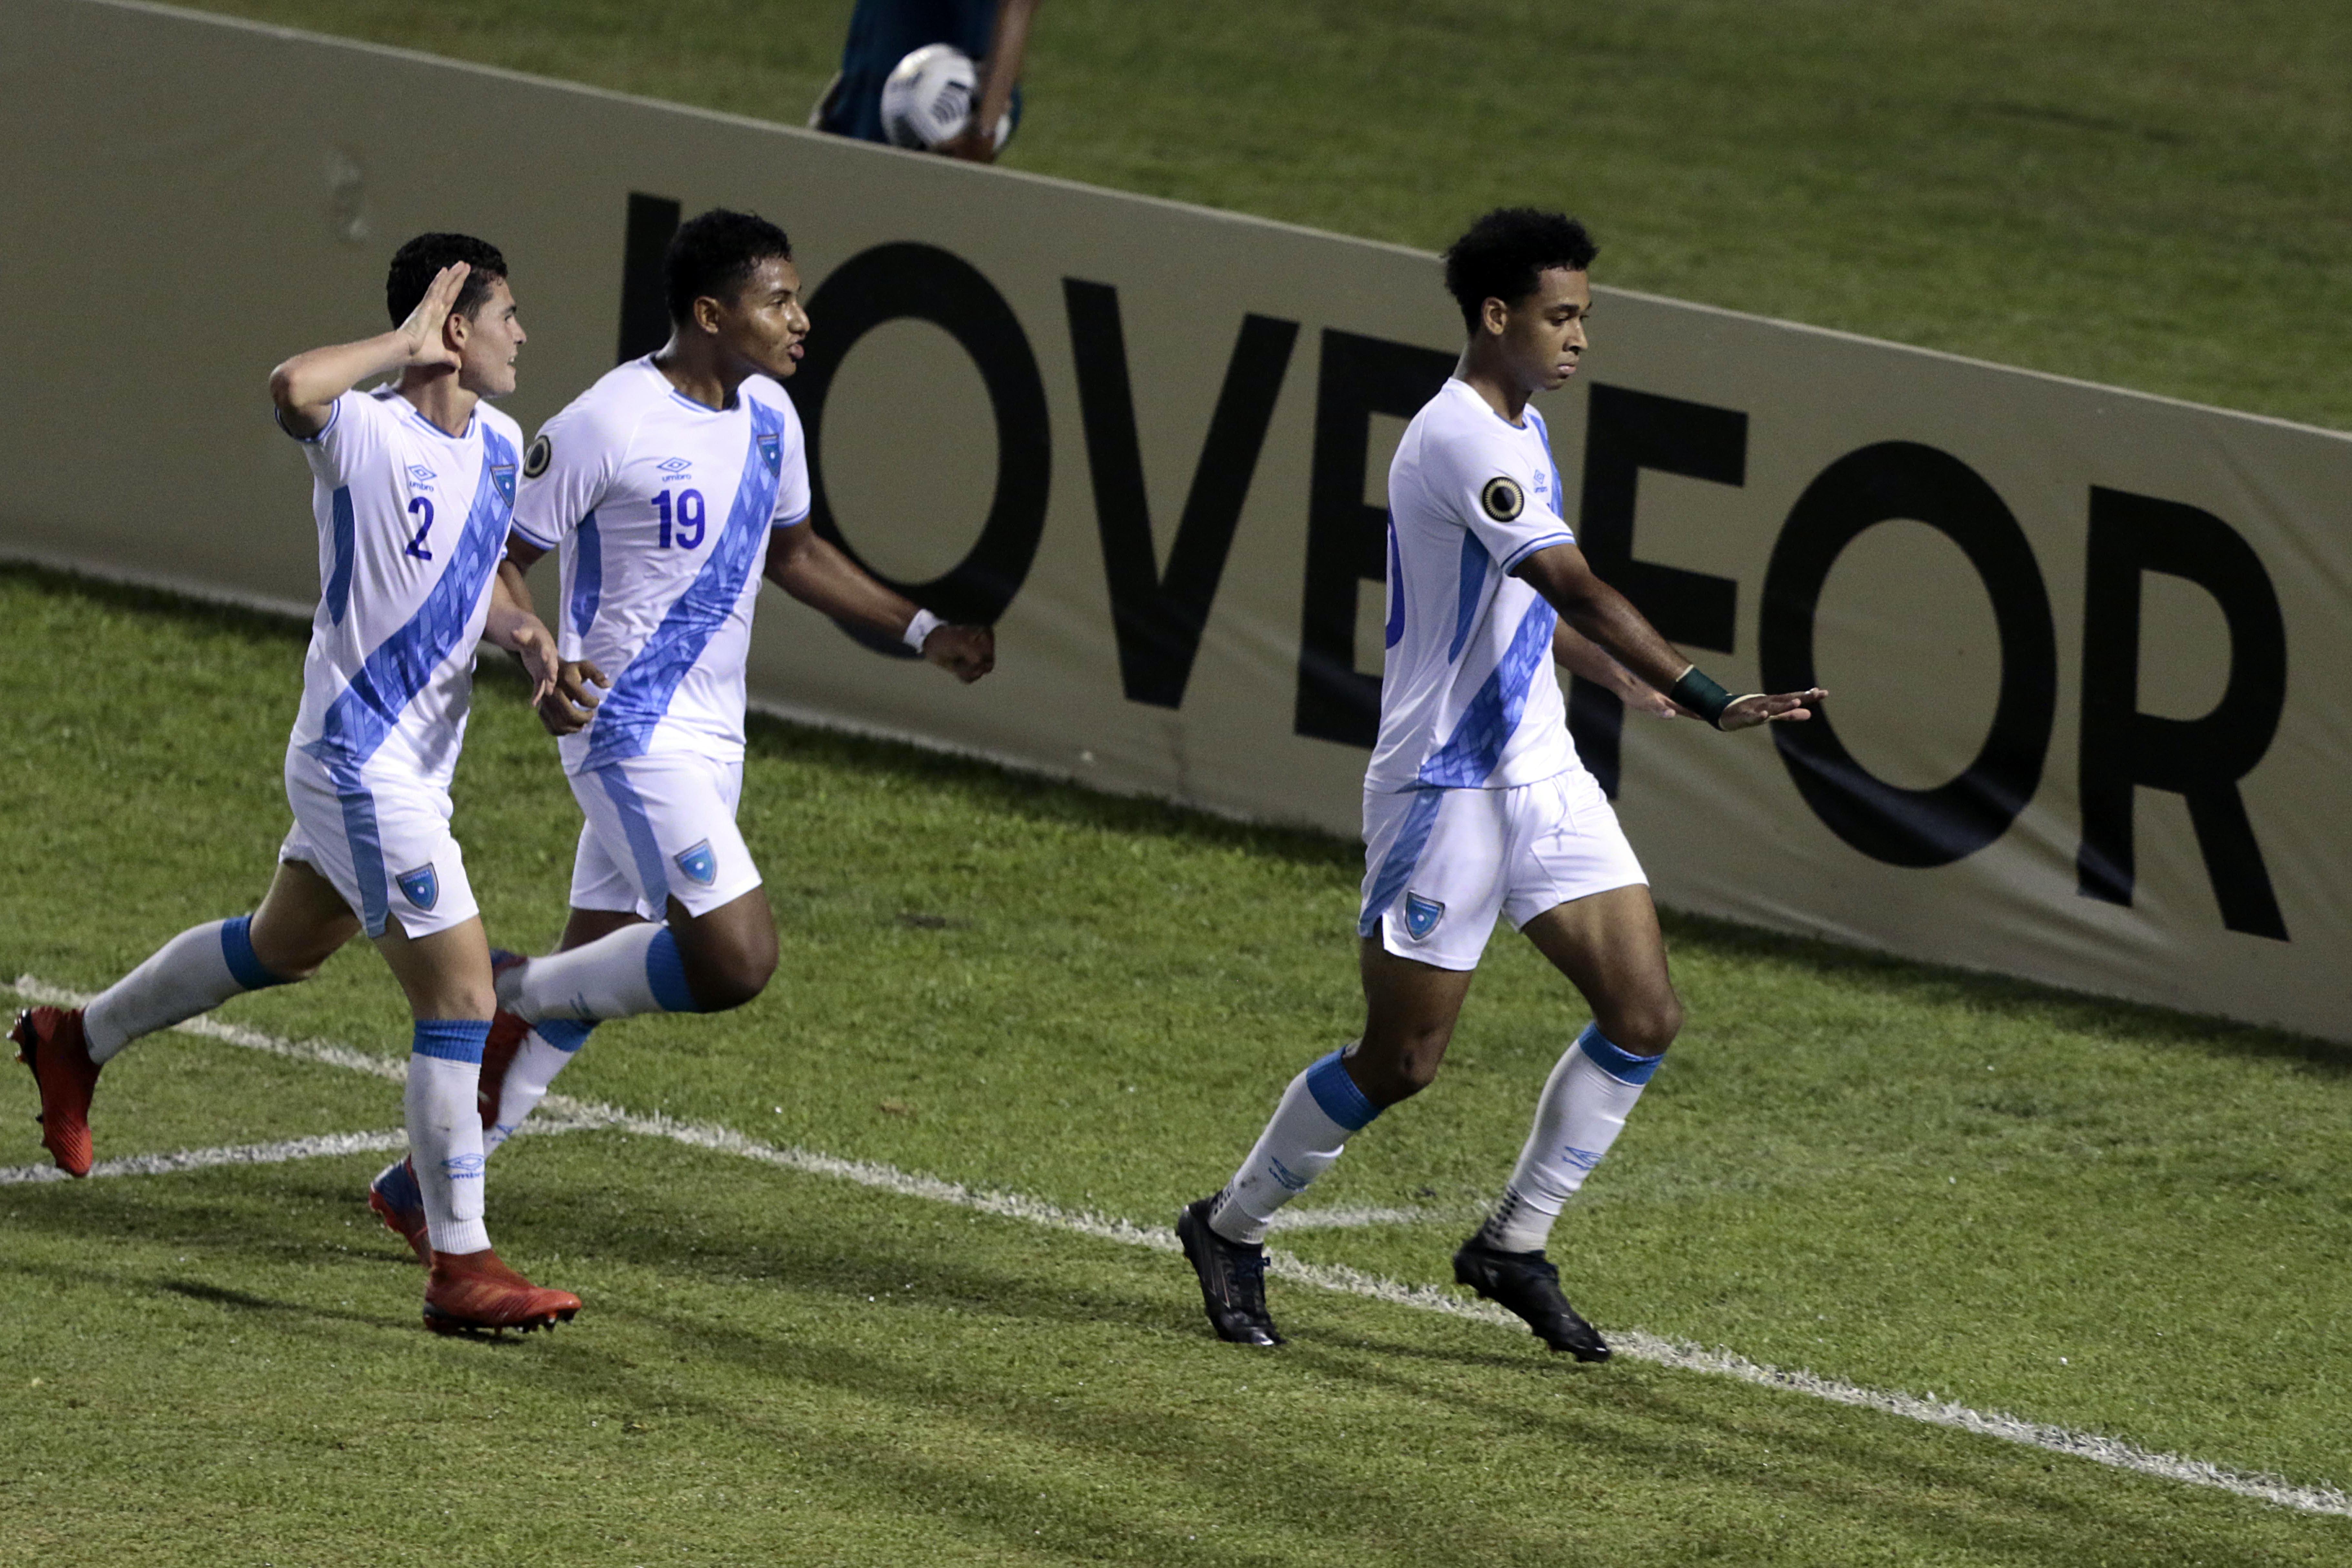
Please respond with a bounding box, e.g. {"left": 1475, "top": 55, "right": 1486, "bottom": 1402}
{"left": 1177, "top": 1195, "right": 1284, "bottom": 1347}
{"left": 1452, "top": 1236, "right": 1611, "bottom": 1362}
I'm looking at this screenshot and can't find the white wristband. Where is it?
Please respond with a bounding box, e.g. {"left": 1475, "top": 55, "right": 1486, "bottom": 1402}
{"left": 902, "top": 608, "right": 943, "bottom": 652}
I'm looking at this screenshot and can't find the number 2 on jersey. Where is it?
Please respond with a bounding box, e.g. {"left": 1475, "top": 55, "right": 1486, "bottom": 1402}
{"left": 404, "top": 496, "right": 435, "bottom": 561}
{"left": 653, "top": 488, "right": 706, "bottom": 550}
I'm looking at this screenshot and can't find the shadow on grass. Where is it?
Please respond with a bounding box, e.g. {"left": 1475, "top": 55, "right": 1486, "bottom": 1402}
{"left": 1660, "top": 906, "right": 2352, "bottom": 1078}
{"left": 2, "top": 1139, "right": 2340, "bottom": 1565}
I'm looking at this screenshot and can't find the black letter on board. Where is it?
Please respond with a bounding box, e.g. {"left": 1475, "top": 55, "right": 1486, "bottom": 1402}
{"left": 616, "top": 192, "right": 682, "bottom": 365}
{"left": 1295, "top": 331, "right": 1454, "bottom": 747}
{"left": 793, "top": 243, "right": 1051, "bottom": 649}
{"left": 1064, "top": 281, "right": 1298, "bottom": 708}
{"left": 2076, "top": 488, "right": 2288, "bottom": 940}
{"left": 1759, "top": 441, "right": 2056, "bottom": 867}
{"left": 1571, "top": 385, "right": 1744, "bottom": 796}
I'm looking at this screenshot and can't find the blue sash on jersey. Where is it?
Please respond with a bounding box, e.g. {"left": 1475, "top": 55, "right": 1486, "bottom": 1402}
{"left": 1415, "top": 598, "right": 1558, "bottom": 788}
{"left": 582, "top": 400, "right": 785, "bottom": 772}
{"left": 306, "top": 426, "right": 517, "bottom": 770}
{"left": 303, "top": 427, "right": 515, "bottom": 934}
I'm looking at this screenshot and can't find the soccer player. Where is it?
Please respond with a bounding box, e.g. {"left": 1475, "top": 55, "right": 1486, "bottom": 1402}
{"left": 810, "top": 0, "right": 1041, "bottom": 161}
{"left": 1176, "top": 208, "right": 1826, "bottom": 1358}
{"left": 402, "top": 208, "right": 993, "bottom": 1169}
{"left": 10, "top": 235, "right": 583, "bottom": 1336}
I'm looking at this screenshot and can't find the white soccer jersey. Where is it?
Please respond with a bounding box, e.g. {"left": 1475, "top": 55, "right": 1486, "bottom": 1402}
{"left": 512, "top": 358, "right": 811, "bottom": 776}
{"left": 286, "top": 386, "right": 522, "bottom": 789}
{"left": 1364, "top": 377, "right": 1581, "bottom": 793}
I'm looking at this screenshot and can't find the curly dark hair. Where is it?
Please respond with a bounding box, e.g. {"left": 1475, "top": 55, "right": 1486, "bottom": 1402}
{"left": 385, "top": 233, "right": 508, "bottom": 327}
{"left": 665, "top": 208, "right": 794, "bottom": 324}
{"left": 1441, "top": 209, "right": 1598, "bottom": 333}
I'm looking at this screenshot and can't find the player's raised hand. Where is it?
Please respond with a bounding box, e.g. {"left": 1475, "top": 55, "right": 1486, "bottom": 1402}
{"left": 922, "top": 624, "right": 995, "bottom": 683}
{"left": 394, "top": 261, "right": 470, "bottom": 370}
{"left": 1718, "top": 687, "right": 1827, "bottom": 731}
{"left": 537, "top": 659, "right": 610, "bottom": 736}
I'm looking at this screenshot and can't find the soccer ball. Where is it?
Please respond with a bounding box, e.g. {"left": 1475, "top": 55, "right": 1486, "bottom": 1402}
{"left": 880, "top": 43, "right": 1013, "bottom": 154}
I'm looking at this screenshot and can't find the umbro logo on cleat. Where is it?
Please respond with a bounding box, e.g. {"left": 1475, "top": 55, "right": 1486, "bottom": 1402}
{"left": 674, "top": 840, "right": 718, "bottom": 887}
{"left": 1403, "top": 892, "right": 1445, "bottom": 940}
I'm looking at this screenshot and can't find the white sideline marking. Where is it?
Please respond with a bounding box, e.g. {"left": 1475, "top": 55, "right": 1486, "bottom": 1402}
{"left": 0, "top": 1117, "right": 601, "bottom": 1188}
{"left": 1268, "top": 1202, "right": 1457, "bottom": 1231}
{"left": 9, "top": 976, "right": 2349, "bottom": 1518}
{"left": 0, "top": 1128, "right": 409, "bottom": 1186}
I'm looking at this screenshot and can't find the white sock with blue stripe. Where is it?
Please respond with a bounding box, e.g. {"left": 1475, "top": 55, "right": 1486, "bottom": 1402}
{"left": 1206, "top": 1046, "right": 1384, "bottom": 1245}
{"left": 83, "top": 915, "right": 295, "bottom": 1064}
{"left": 1477, "top": 1023, "right": 1664, "bottom": 1254}
{"left": 483, "top": 1018, "right": 595, "bottom": 1153}
{"left": 500, "top": 925, "right": 701, "bottom": 1022}
{"left": 407, "top": 1019, "right": 491, "bottom": 1256}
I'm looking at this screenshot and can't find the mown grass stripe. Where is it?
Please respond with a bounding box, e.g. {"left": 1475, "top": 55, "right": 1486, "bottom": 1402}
{"left": 10, "top": 974, "right": 2347, "bottom": 1519}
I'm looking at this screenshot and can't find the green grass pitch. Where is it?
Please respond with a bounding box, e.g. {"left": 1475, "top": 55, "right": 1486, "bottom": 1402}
{"left": 8, "top": 1, "right": 2352, "bottom": 1561}
{"left": 5, "top": 569, "right": 2349, "bottom": 1566}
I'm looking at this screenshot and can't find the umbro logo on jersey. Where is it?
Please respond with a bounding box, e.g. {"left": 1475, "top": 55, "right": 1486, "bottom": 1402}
{"left": 1403, "top": 891, "right": 1445, "bottom": 940}
{"left": 1480, "top": 476, "right": 1524, "bottom": 522}
{"left": 490, "top": 462, "right": 516, "bottom": 508}
{"left": 395, "top": 863, "right": 439, "bottom": 911}
{"left": 523, "top": 435, "right": 551, "bottom": 479}
{"left": 757, "top": 433, "right": 782, "bottom": 474}
{"left": 407, "top": 465, "right": 437, "bottom": 489}
{"left": 658, "top": 457, "right": 692, "bottom": 475}
{"left": 674, "top": 839, "right": 718, "bottom": 887}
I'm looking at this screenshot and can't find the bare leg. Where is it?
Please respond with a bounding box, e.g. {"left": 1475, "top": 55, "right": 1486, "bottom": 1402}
{"left": 246, "top": 859, "right": 363, "bottom": 981}
{"left": 1518, "top": 883, "right": 1683, "bottom": 1056}
{"left": 1345, "top": 936, "right": 1479, "bottom": 1107}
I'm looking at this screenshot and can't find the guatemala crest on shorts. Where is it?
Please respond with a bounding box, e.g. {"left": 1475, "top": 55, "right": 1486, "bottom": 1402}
{"left": 674, "top": 839, "right": 718, "bottom": 887}
{"left": 757, "top": 433, "right": 781, "bottom": 475}
{"left": 395, "top": 863, "right": 440, "bottom": 911}
{"left": 1402, "top": 891, "right": 1445, "bottom": 940}
{"left": 490, "top": 462, "right": 516, "bottom": 509}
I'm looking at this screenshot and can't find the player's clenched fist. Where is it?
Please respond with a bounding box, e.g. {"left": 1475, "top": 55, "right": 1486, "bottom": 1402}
{"left": 922, "top": 624, "right": 995, "bottom": 683}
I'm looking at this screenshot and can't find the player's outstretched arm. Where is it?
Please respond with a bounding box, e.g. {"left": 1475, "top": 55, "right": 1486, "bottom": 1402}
{"left": 1519, "top": 541, "right": 1823, "bottom": 731}
{"left": 1552, "top": 621, "right": 1685, "bottom": 719}
{"left": 762, "top": 523, "right": 995, "bottom": 683}
{"left": 268, "top": 262, "right": 470, "bottom": 439}
{"left": 501, "top": 535, "right": 608, "bottom": 734}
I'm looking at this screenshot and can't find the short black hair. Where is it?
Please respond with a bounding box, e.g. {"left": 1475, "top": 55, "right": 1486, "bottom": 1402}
{"left": 665, "top": 208, "right": 794, "bottom": 324}
{"left": 386, "top": 233, "right": 508, "bottom": 327}
{"left": 1441, "top": 209, "right": 1598, "bottom": 334}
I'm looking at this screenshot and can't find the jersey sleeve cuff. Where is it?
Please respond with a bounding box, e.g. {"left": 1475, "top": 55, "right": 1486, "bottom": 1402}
{"left": 508, "top": 519, "right": 560, "bottom": 550}
{"left": 772, "top": 507, "right": 811, "bottom": 530}
{"left": 275, "top": 397, "right": 340, "bottom": 446}
{"left": 1500, "top": 531, "right": 1575, "bottom": 573}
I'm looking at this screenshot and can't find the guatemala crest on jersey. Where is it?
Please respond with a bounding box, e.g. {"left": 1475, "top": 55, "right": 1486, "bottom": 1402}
{"left": 396, "top": 863, "right": 440, "bottom": 911}
{"left": 1402, "top": 891, "right": 1445, "bottom": 940}
{"left": 757, "top": 432, "right": 781, "bottom": 475}
{"left": 490, "top": 461, "right": 516, "bottom": 509}
{"left": 674, "top": 839, "right": 718, "bottom": 887}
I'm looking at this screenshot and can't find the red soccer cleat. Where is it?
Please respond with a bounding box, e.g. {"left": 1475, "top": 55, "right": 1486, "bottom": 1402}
{"left": 422, "top": 1248, "right": 582, "bottom": 1336}
{"left": 366, "top": 1156, "right": 433, "bottom": 1266}
{"left": 11, "top": 1007, "right": 100, "bottom": 1178}
{"left": 477, "top": 1009, "right": 532, "bottom": 1133}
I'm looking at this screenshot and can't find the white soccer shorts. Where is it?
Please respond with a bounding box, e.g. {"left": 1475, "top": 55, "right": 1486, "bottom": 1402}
{"left": 1357, "top": 768, "right": 1648, "bottom": 972}
{"left": 566, "top": 752, "right": 762, "bottom": 921}
{"left": 280, "top": 745, "right": 480, "bottom": 940}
